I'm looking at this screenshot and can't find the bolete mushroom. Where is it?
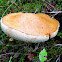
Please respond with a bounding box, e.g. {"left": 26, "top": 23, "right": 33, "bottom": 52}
{"left": 1, "top": 12, "right": 60, "bottom": 43}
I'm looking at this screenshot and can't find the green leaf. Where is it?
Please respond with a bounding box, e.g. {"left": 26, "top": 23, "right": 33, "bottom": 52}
{"left": 47, "top": 0, "right": 50, "bottom": 2}
{"left": 39, "top": 49, "right": 47, "bottom": 62}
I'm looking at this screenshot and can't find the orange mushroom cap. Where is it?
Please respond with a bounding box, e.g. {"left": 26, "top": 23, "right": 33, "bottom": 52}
{"left": 1, "top": 12, "right": 60, "bottom": 43}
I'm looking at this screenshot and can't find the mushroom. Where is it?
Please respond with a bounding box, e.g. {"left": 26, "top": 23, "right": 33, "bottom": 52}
{"left": 1, "top": 12, "right": 60, "bottom": 43}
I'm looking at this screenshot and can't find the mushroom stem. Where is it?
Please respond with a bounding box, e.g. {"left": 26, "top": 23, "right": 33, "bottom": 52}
{"left": 49, "top": 33, "right": 51, "bottom": 40}
{"left": 42, "top": 42, "right": 45, "bottom": 48}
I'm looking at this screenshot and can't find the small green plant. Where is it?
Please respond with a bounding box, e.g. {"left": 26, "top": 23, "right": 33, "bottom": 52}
{"left": 57, "top": 32, "right": 62, "bottom": 39}
{"left": 39, "top": 49, "right": 47, "bottom": 62}
{"left": 9, "top": 56, "right": 13, "bottom": 62}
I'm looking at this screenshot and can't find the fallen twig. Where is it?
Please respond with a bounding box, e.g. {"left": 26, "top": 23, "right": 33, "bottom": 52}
{"left": 11, "top": 1, "right": 19, "bottom": 8}
{"left": 53, "top": 44, "right": 62, "bottom": 46}
{"left": 0, "top": 52, "right": 28, "bottom": 58}
{"left": 46, "top": 11, "right": 62, "bottom": 13}
{"left": 45, "top": 11, "right": 62, "bottom": 18}
{"left": 2, "top": 44, "right": 25, "bottom": 47}
{"left": 56, "top": 54, "right": 61, "bottom": 62}
{"left": 45, "top": 1, "right": 58, "bottom": 11}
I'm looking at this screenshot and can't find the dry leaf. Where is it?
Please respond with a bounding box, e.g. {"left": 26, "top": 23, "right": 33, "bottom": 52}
{"left": 14, "top": 54, "right": 19, "bottom": 58}
{"left": 9, "top": 38, "right": 13, "bottom": 41}
{"left": 27, "top": 53, "right": 33, "bottom": 61}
